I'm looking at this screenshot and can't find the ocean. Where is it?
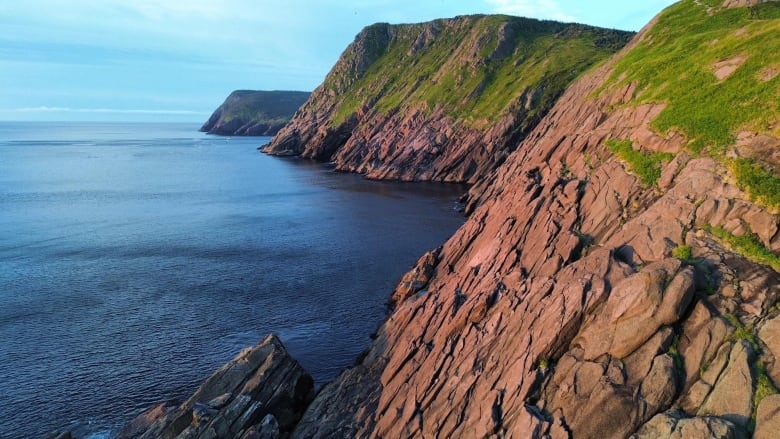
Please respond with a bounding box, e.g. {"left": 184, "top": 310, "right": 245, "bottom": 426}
{"left": 0, "top": 122, "right": 465, "bottom": 438}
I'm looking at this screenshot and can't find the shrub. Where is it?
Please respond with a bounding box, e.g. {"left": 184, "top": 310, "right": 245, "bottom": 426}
{"left": 731, "top": 158, "right": 780, "bottom": 209}
{"left": 672, "top": 245, "right": 693, "bottom": 260}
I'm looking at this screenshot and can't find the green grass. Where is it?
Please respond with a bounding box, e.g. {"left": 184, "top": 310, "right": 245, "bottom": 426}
{"left": 213, "top": 90, "right": 309, "bottom": 126}
{"left": 724, "top": 313, "right": 759, "bottom": 351}
{"left": 731, "top": 158, "right": 780, "bottom": 208}
{"left": 667, "top": 334, "right": 683, "bottom": 371}
{"left": 672, "top": 245, "right": 693, "bottom": 261}
{"left": 324, "top": 16, "right": 633, "bottom": 127}
{"left": 597, "top": 0, "right": 780, "bottom": 207}
{"left": 704, "top": 225, "right": 780, "bottom": 271}
{"left": 750, "top": 360, "right": 779, "bottom": 434}
{"left": 754, "top": 362, "right": 778, "bottom": 408}
{"left": 605, "top": 139, "right": 674, "bottom": 186}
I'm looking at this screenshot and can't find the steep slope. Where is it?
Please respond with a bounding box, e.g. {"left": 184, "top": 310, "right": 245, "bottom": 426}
{"left": 290, "top": 1, "right": 780, "bottom": 438}
{"left": 262, "top": 15, "right": 633, "bottom": 183}
{"left": 201, "top": 90, "right": 310, "bottom": 136}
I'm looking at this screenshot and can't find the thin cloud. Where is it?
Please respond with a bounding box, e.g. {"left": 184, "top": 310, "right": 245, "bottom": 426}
{"left": 12, "top": 106, "right": 208, "bottom": 115}
{"left": 485, "top": 0, "right": 578, "bottom": 22}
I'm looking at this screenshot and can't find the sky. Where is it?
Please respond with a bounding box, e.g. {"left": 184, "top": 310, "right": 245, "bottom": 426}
{"left": 0, "top": 0, "right": 677, "bottom": 122}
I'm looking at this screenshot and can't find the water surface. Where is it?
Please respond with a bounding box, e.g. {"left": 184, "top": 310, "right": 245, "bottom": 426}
{"left": 0, "top": 122, "right": 465, "bottom": 438}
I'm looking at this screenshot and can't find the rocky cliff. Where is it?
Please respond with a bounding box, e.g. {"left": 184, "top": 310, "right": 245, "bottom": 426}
{"left": 262, "top": 16, "right": 633, "bottom": 183}
{"left": 290, "top": 1, "right": 780, "bottom": 438}
{"left": 117, "top": 1, "right": 780, "bottom": 438}
{"left": 201, "top": 90, "right": 310, "bottom": 136}
{"left": 115, "top": 335, "right": 313, "bottom": 439}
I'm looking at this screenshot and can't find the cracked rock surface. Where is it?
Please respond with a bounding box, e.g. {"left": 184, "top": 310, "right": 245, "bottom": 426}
{"left": 116, "top": 335, "right": 313, "bottom": 439}
{"left": 287, "top": 3, "right": 780, "bottom": 438}
{"left": 111, "top": 2, "right": 779, "bottom": 438}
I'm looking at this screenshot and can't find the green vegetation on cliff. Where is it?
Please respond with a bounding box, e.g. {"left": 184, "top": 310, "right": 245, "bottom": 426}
{"left": 599, "top": 0, "right": 780, "bottom": 208}
{"left": 731, "top": 157, "right": 780, "bottom": 207}
{"left": 201, "top": 90, "right": 310, "bottom": 136}
{"left": 704, "top": 224, "right": 780, "bottom": 271}
{"left": 606, "top": 138, "right": 674, "bottom": 186}
{"left": 325, "top": 16, "right": 633, "bottom": 127}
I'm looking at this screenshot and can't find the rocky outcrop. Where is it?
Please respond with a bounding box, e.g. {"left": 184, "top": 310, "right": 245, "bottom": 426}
{"left": 107, "top": 2, "right": 779, "bottom": 439}
{"left": 201, "top": 91, "right": 310, "bottom": 136}
{"left": 283, "top": 1, "right": 780, "bottom": 438}
{"left": 117, "top": 335, "right": 313, "bottom": 439}
{"left": 754, "top": 394, "right": 780, "bottom": 439}
{"left": 632, "top": 411, "right": 743, "bottom": 439}
{"left": 262, "top": 16, "right": 633, "bottom": 184}
{"left": 723, "top": 0, "right": 767, "bottom": 7}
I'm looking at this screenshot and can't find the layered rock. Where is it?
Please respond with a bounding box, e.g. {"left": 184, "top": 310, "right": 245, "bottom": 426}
{"left": 105, "top": 2, "right": 779, "bottom": 439}
{"left": 262, "top": 16, "right": 633, "bottom": 184}
{"left": 201, "top": 90, "right": 310, "bottom": 136}
{"left": 288, "top": 1, "right": 780, "bottom": 438}
{"left": 117, "top": 335, "right": 313, "bottom": 439}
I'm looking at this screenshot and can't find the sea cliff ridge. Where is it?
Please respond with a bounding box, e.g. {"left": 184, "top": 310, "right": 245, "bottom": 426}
{"left": 201, "top": 90, "right": 310, "bottom": 136}
{"left": 97, "top": 1, "right": 780, "bottom": 438}
{"left": 262, "top": 15, "right": 633, "bottom": 185}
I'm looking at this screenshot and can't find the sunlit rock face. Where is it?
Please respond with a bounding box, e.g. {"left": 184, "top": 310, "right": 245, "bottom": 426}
{"left": 287, "top": 2, "right": 780, "bottom": 438}
{"left": 117, "top": 335, "right": 313, "bottom": 439}
{"left": 114, "top": 1, "right": 780, "bottom": 438}
{"left": 263, "top": 16, "right": 633, "bottom": 186}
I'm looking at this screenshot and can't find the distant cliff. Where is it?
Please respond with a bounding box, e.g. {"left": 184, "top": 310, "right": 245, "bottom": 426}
{"left": 262, "top": 15, "right": 633, "bottom": 183}
{"left": 200, "top": 90, "right": 310, "bottom": 136}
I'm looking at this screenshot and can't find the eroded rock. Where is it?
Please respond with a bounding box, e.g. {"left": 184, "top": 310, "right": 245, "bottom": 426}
{"left": 754, "top": 394, "right": 780, "bottom": 439}
{"left": 263, "top": 17, "right": 633, "bottom": 186}
{"left": 574, "top": 260, "right": 695, "bottom": 360}
{"left": 759, "top": 315, "right": 780, "bottom": 384}
{"left": 124, "top": 335, "right": 313, "bottom": 439}
{"left": 697, "top": 341, "right": 754, "bottom": 429}
{"left": 632, "top": 411, "right": 743, "bottom": 439}
{"left": 389, "top": 249, "right": 440, "bottom": 306}
{"left": 117, "top": 4, "right": 780, "bottom": 439}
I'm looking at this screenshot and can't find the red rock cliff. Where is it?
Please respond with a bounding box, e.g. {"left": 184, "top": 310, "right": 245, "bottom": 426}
{"left": 112, "top": 3, "right": 780, "bottom": 439}
{"left": 290, "top": 2, "right": 780, "bottom": 438}
{"left": 262, "top": 16, "right": 633, "bottom": 184}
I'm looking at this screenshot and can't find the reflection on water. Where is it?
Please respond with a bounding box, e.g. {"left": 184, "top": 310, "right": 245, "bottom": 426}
{"left": 0, "top": 122, "right": 466, "bottom": 438}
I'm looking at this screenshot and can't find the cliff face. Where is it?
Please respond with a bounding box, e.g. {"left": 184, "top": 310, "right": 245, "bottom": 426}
{"left": 115, "top": 2, "right": 780, "bottom": 439}
{"left": 290, "top": 1, "right": 780, "bottom": 438}
{"left": 115, "top": 335, "right": 313, "bottom": 439}
{"left": 262, "top": 16, "right": 633, "bottom": 183}
{"left": 201, "top": 90, "right": 310, "bottom": 136}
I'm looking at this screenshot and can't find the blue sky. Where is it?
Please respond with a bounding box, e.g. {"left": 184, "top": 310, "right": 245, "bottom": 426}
{"left": 0, "top": 0, "right": 676, "bottom": 122}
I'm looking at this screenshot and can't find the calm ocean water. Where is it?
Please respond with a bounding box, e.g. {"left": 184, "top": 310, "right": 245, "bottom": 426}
{"left": 0, "top": 122, "right": 465, "bottom": 438}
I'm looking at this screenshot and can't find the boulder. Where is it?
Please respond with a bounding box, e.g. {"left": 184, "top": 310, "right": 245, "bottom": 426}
{"left": 632, "top": 411, "right": 744, "bottom": 439}
{"left": 123, "top": 334, "right": 313, "bottom": 439}
{"left": 389, "top": 249, "right": 439, "bottom": 306}
{"left": 754, "top": 394, "right": 780, "bottom": 439}
{"left": 759, "top": 314, "right": 780, "bottom": 384}
{"left": 697, "top": 341, "right": 754, "bottom": 429}
{"left": 574, "top": 259, "right": 695, "bottom": 360}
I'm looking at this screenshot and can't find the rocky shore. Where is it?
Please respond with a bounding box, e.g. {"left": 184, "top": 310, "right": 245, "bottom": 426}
{"left": 60, "top": 1, "right": 779, "bottom": 438}
{"left": 111, "top": 335, "right": 312, "bottom": 439}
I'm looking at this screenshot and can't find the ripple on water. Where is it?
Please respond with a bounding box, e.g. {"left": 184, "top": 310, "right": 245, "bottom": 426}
{"left": 0, "top": 122, "right": 466, "bottom": 439}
